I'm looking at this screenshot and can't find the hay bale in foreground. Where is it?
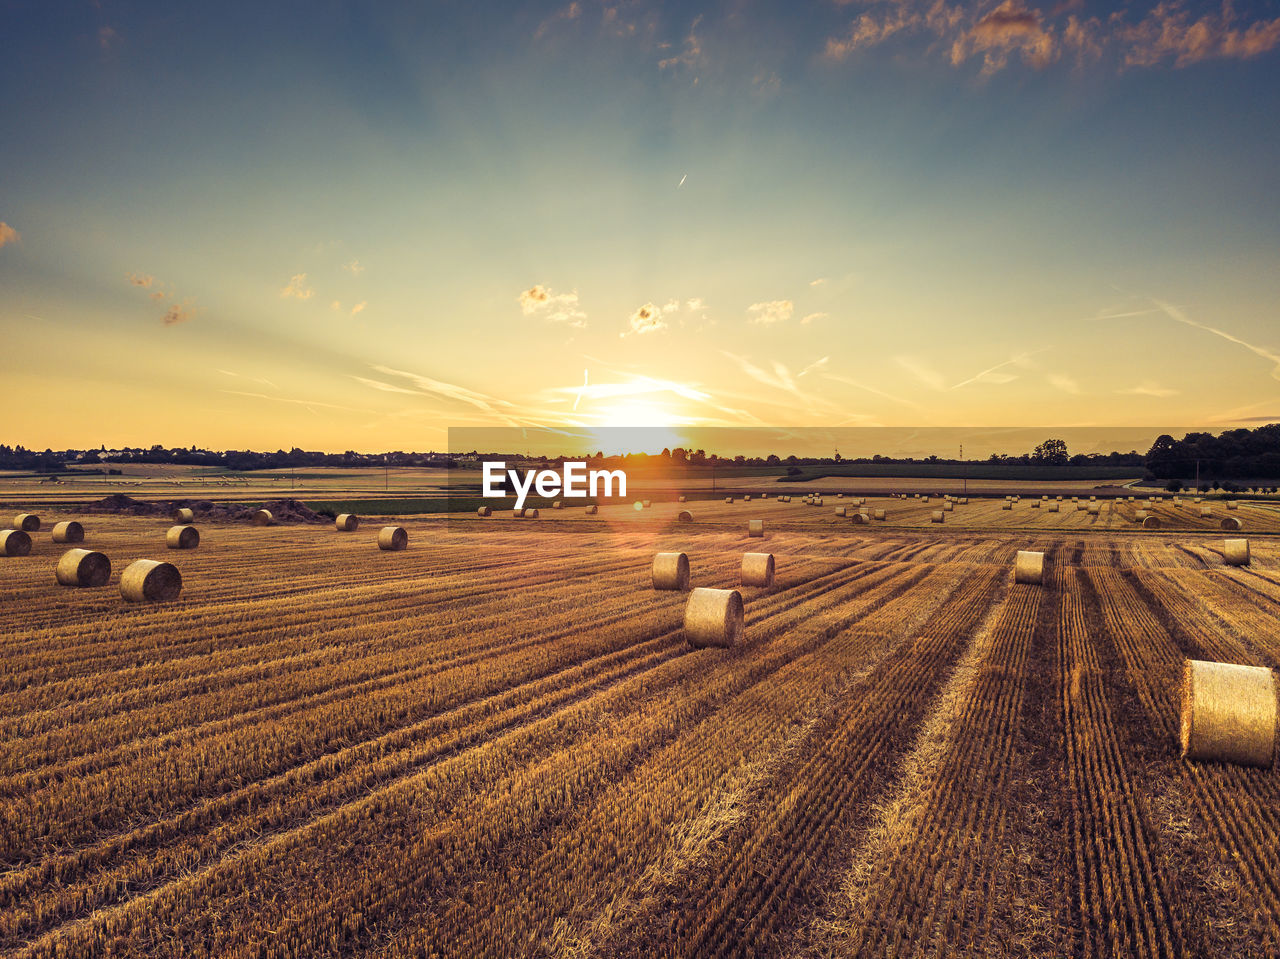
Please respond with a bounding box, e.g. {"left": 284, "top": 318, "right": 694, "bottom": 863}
{"left": 1, "top": 529, "right": 32, "bottom": 557}
{"left": 1142, "top": 515, "right": 1160, "bottom": 528}
{"left": 942, "top": 503, "right": 953, "bottom": 512}
{"left": 585, "top": 505, "right": 599, "bottom": 515}
{"left": 378, "top": 526, "right": 408, "bottom": 550}
{"left": 684, "top": 587, "right": 744, "bottom": 649}
{"left": 835, "top": 507, "right": 847, "bottom": 517}
{"left": 1227, "top": 501, "right": 1238, "bottom": 510}
{"left": 741, "top": 552, "right": 775, "bottom": 587}
{"left": 873, "top": 508, "right": 886, "bottom": 520}
{"left": 252, "top": 509, "right": 273, "bottom": 526}
{"left": 1014, "top": 550, "right": 1045, "bottom": 585}
{"left": 513, "top": 507, "right": 526, "bottom": 518}
{"left": 1200, "top": 506, "right": 1212, "bottom": 518}
{"left": 526, "top": 508, "right": 540, "bottom": 518}
{"left": 1181, "top": 660, "right": 1276, "bottom": 767}
{"left": 173, "top": 507, "right": 195, "bottom": 524}
{"left": 120, "top": 559, "right": 182, "bottom": 602}
{"left": 748, "top": 519, "right": 764, "bottom": 538}
{"left": 852, "top": 512, "right": 870, "bottom": 524}
{"left": 1223, "top": 538, "right": 1249, "bottom": 565}
{"left": 1221, "top": 517, "right": 1243, "bottom": 532}
{"left": 1135, "top": 510, "right": 1149, "bottom": 522}
{"left": 1031, "top": 500, "right": 1040, "bottom": 509}
{"left": 652, "top": 551, "right": 690, "bottom": 591}
{"left": 677, "top": 510, "right": 693, "bottom": 523}
{"left": 1048, "top": 503, "right": 1060, "bottom": 513}
{"left": 13, "top": 513, "right": 40, "bottom": 532}
{"left": 477, "top": 506, "right": 492, "bottom": 517}
{"left": 52, "top": 521, "right": 85, "bottom": 543}
{"left": 930, "top": 511, "right": 944, "bottom": 523}
{"left": 55, "top": 548, "right": 111, "bottom": 587}
{"left": 1087, "top": 504, "right": 1100, "bottom": 515}
{"left": 335, "top": 513, "right": 360, "bottom": 532}
{"left": 166, "top": 525, "right": 199, "bottom": 550}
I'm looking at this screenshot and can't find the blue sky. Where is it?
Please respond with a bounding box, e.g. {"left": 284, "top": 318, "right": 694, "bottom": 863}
{"left": 2, "top": 0, "right": 1279, "bottom": 450}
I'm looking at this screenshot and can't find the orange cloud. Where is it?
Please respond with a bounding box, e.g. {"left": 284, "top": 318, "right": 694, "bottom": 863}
{"left": 747, "top": 300, "right": 794, "bottom": 325}
{"left": 519, "top": 284, "right": 587, "bottom": 327}
{"left": 0, "top": 222, "right": 20, "bottom": 248}
{"left": 162, "top": 301, "right": 196, "bottom": 326}
{"left": 280, "top": 273, "right": 314, "bottom": 300}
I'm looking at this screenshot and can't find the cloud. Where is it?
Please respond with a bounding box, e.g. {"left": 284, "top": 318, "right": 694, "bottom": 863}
{"left": 895, "top": 355, "right": 948, "bottom": 391}
{"left": 98, "top": 26, "right": 116, "bottom": 50}
{"left": 801, "top": 312, "right": 828, "bottom": 325}
{"left": 127, "top": 272, "right": 155, "bottom": 288}
{"left": 798, "top": 356, "right": 830, "bottom": 377}
{"left": 372, "top": 365, "right": 517, "bottom": 419}
{"left": 685, "top": 297, "right": 705, "bottom": 312}
{"left": 519, "top": 284, "right": 587, "bottom": 327}
{"left": 343, "top": 259, "right": 365, "bottom": 276}
{"left": 1117, "top": 381, "right": 1179, "bottom": 397}
{"left": 1153, "top": 298, "right": 1280, "bottom": 380}
{"left": 0, "top": 222, "right": 21, "bottom": 248}
{"left": 824, "top": 0, "right": 1280, "bottom": 74}
{"left": 947, "top": 350, "right": 1048, "bottom": 389}
{"left": 281, "top": 273, "right": 314, "bottom": 300}
{"left": 809, "top": 277, "right": 827, "bottom": 286}
{"left": 1048, "top": 372, "right": 1080, "bottom": 393}
{"left": 747, "top": 300, "right": 794, "bottom": 325}
{"left": 351, "top": 301, "right": 367, "bottom": 316}
{"left": 626, "top": 302, "right": 668, "bottom": 335}
{"left": 162, "top": 301, "right": 196, "bottom": 326}
{"left": 659, "top": 15, "right": 704, "bottom": 77}
{"left": 351, "top": 375, "right": 419, "bottom": 395}
{"left": 222, "top": 390, "right": 364, "bottom": 413}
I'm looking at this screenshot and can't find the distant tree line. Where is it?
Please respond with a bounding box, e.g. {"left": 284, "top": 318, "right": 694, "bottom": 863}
{"left": 2, "top": 424, "right": 1277, "bottom": 479}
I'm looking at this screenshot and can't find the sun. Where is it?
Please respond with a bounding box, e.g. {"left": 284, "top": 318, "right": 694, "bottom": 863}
{"left": 583, "top": 401, "right": 689, "bottom": 456}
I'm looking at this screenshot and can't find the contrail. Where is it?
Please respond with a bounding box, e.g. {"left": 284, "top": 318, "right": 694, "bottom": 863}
{"left": 573, "top": 369, "right": 588, "bottom": 411}
{"left": 677, "top": 174, "right": 687, "bottom": 188}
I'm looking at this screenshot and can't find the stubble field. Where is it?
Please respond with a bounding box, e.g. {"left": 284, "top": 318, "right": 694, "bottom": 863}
{"left": 1, "top": 494, "right": 1279, "bottom": 958}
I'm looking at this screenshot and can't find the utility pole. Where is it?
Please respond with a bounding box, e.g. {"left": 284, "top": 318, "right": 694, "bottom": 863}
{"left": 385, "top": 454, "right": 389, "bottom": 492}
{"left": 961, "top": 444, "right": 966, "bottom": 496}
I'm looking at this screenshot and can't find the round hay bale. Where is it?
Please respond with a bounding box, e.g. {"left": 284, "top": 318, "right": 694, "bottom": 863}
{"left": 873, "top": 508, "right": 886, "bottom": 520}
{"left": 56, "top": 548, "right": 111, "bottom": 587}
{"left": 1087, "top": 504, "right": 1100, "bottom": 515}
{"left": 743, "top": 495, "right": 751, "bottom": 502}
{"left": 1030, "top": 500, "right": 1040, "bottom": 508}
{"left": 252, "top": 509, "right": 273, "bottom": 526}
{"left": 1181, "top": 660, "right": 1275, "bottom": 767}
{"left": 1089, "top": 495, "right": 1097, "bottom": 501}
{"left": 1199, "top": 506, "right": 1212, "bottom": 518}
{"left": 958, "top": 498, "right": 968, "bottom": 505}
{"left": 748, "top": 519, "right": 764, "bottom": 538}
{"left": 930, "top": 510, "right": 944, "bottom": 523}
{"left": 1227, "top": 501, "right": 1238, "bottom": 510}
{"left": 815, "top": 498, "right": 824, "bottom": 506}
{"left": 837, "top": 492, "right": 844, "bottom": 498}
{"left": 684, "top": 587, "right": 744, "bottom": 649}
{"left": 643, "top": 500, "right": 651, "bottom": 508}
{"left": 1, "top": 529, "right": 32, "bottom": 557}
{"left": 1014, "top": 550, "right": 1045, "bottom": 585}
{"left": 1077, "top": 503, "right": 1087, "bottom": 511}
{"left": 760, "top": 493, "right": 768, "bottom": 499}
{"left": 725, "top": 497, "right": 734, "bottom": 504}
{"left": 173, "top": 507, "right": 195, "bottom": 524}
{"left": 1220, "top": 516, "right": 1243, "bottom": 532}
{"left": 742, "top": 552, "right": 775, "bottom": 587}
{"left": 1134, "top": 510, "right": 1149, "bottom": 522}
{"left": 835, "top": 507, "right": 847, "bottom": 517}
{"left": 652, "top": 551, "right": 690, "bottom": 591}
{"left": 678, "top": 495, "right": 687, "bottom": 503}
{"left": 526, "top": 508, "right": 540, "bottom": 518}
{"left": 52, "top": 521, "right": 85, "bottom": 543}
{"left": 852, "top": 512, "right": 870, "bottom": 525}
{"left": 335, "top": 513, "right": 360, "bottom": 532}
{"left": 513, "top": 507, "right": 526, "bottom": 518}
{"left": 378, "top": 526, "right": 408, "bottom": 550}
{"left": 585, "top": 505, "right": 598, "bottom": 515}
{"left": 1223, "top": 538, "right": 1249, "bottom": 565}
{"left": 677, "top": 510, "right": 693, "bottom": 523}
{"left": 943, "top": 502, "right": 953, "bottom": 512}
{"left": 1142, "top": 515, "right": 1160, "bottom": 529}
{"left": 13, "top": 513, "right": 40, "bottom": 532}
{"left": 553, "top": 500, "right": 562, "bottom": 509}
{"left": 166, "top": 525, "right": 199, "bottom": 550}
{"left": 1048, "top": 503, "right": 1060, "bottom": 512}
{"left": 1193, "top": 496, "right": 1202, "bottom": 504}
{"left": 1002, "top": 503, "right": 1012, "bottom": 510}
{"left": 120, "top": 559, "right": 182, "bottom": 602}
{"left": 477, "top": 506, "right": 492, "bottom": 517}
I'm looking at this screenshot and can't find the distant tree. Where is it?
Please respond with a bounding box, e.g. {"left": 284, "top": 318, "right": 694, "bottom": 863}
{"left": 1166, "top": 479, "right": 1182, "bottom": 492}
{"left": 1032, "top": 439, "right": 1069, "bottom": 465}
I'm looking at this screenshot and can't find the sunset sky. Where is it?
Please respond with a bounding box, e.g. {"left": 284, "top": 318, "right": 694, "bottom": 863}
{"left": 2, "top": 0, "right": 1279, "bottom": 453}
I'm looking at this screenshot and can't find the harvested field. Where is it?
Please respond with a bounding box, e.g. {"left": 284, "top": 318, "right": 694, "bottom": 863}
{"left": 0, "top": 509, "right": 1278, "bottom": 958}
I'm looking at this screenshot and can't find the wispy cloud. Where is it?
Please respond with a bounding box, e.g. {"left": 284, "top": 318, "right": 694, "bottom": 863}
{"left": 519, "top": 284, "right": 587, "bottom": 328}
{"left": 350, "top": 375, "right": 419, "bottom": 395}
{"left": 821, "top": 372, "right": 922, "bottom": 409}
{"left": 825, "top": 0, "right": 1280, "bottom": 74}
{"left": 624, "top": 302, "right": 668, "bottom": 336}
{"left": 1117, "top": 381, "right": 1179, "bottom": 397}
{"left": 1048, "top": 372, "right": 1081, "bottom": 394}
{"left": 281, "top": 273, "right": 314, "bottom": 300}
{"left": 721, "top": 351, "right": 843, "bottom": 415}
{"left": 350, "top": 301, "right": 367, "bottom": 316}
{"left": 162, "top": 301, "right": 196, "bottom": 326}
{"left": 1154, "top": 298, "right": 1280, "bottom": 380}
{"left": 221, "top": 390, "right": 364, "bottom": 413}
{"left": 98, "top": 26, "right": 116, "bottom": 50}
{"left": 127, "top": 272, "right": 155, "bottom": 289}
{"left": 217, "top": 369, "right": 279, "bottom": 391}
{"left": 894, "top": 355, "right": 948, "bottom": 391}
{"left": 0, "top": 222, "right": 21, "bottom": 248}
{"left": 343, "top": 259, "right": 365, "bottom": 276}
{"left": 746, "top": 300, "right": 794, "bottom": 325}
{"left": 658, "top": 14, "right": 704, "bottom": 77}
{"left": 801, "top": 312, "right": 828, "bottom": 325}
{"left": 372, "top": 365, "right": 518, "bottom": 419}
